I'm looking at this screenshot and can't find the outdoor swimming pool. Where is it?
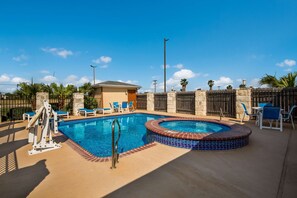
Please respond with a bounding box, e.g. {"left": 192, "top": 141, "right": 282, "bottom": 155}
{"left": 58, "top": 113, "right": 165, "bottom": 157}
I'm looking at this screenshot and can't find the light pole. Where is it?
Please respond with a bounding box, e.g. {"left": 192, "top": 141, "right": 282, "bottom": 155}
{"left": 90, "top": 65, "right": 97, "bottom": 85}
{"left": 164, "top": 38, "right": 169, "bottom": 93}
{"left": 153, "top": 80, "right": 157, "bottom": 93}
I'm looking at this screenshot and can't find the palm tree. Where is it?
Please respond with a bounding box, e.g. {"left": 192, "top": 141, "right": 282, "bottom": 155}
{"left": 50, "top": 83, "right": 76, "bottom": 109}
{"left": 208, "top": 80, "right": 214, "bottom": 90}
{"left": 260, "top": 72, "right": 297, "bottom": 88}
{"left": 79, "top": 82, "right": 95, "bottom": 96}
{"left": 180, "top": 78, "right": 188, "bottom": 92}
{"left": 226, "top": 85, "right": 233, "bottom": 90}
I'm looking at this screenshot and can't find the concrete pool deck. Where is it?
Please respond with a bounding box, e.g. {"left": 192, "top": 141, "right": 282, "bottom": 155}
{"left": 0, "top": 111, "right": 296, "bottom": 197}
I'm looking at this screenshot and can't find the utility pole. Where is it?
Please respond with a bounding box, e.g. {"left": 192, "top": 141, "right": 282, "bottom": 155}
{"left": 153, "top": 80, "right": 157, "bottom": 93}
{"left": 164, "top": 38, "right": 169, "bottom": 93}
{"left": 90, "top": 65, "right": 97, "bottom": 85}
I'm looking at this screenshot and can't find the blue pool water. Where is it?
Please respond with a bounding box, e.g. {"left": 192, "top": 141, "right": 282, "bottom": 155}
{"left": 159, "top": 121, "right": 230, "bottom": 133}
{"left": 58, "top": 113, "right": 165, "bottom": 157}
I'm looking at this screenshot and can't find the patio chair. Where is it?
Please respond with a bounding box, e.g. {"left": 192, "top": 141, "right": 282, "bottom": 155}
{"left": 23, "top": 112, "right": 36, "bottom": 121}
{"left": 55, "top": 110, "right": 69, "bottom": 118}
{"left": 283, "top": 105, "right": 297, "bottom": 129}
{"left": 110, "top": 102, "right": 120, "bottom": 113}
{"left": 121, "top": 101, "right": 129, "bottom": 112}
{"left": 128, "top": 101, "right": 134, "bottom": 112}
{"left": 258, "top": 102, "right": 273, "bottom": 108}
{"left": 78, "top": 108, "right": 96, "bottom": 117}
{"left": 241, "top": 103, "right": 258, "bottom": 123}
{"left": 259, "top": 106, "right": 283, "bottom": 131}
{"left": 94, "top": 107, "right": 112, "bottom": 114}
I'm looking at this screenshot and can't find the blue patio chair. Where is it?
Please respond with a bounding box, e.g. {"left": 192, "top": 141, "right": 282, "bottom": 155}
{"left": 23, "top": 112, "right": 36, "bottom": 121}
{"left": 78, "top": 108, "right": 96, "bottom": 117}
{"left": 260, "top": 106, "right": 283, "bottom": 131}
{"left": 241, "top": 103, "right": 258, "bottom": 123}
{"left": 121, "top": 101, "right": 128, "bottom": 112}
{"left": 283, "top": 105, "right": 297, "bottom": 129}
{"left": 109, "top": 102, "right": 120, "bottom": 113}
{"left": 258, "top": 102, "right": 273, "bottom": 108}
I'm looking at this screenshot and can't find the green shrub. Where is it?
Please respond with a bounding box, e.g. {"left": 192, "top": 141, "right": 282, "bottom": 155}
{"left": 84, "top": 96, "right": 98, "bottom": 109}
{"left": 9, "top": 107, "right": 33, "bottom": 120}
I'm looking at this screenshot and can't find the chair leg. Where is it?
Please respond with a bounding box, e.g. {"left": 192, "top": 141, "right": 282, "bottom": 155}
{"left": 290, "top": 116, "right": 295, "bottom": 129}
{"left": 241, "top": 113, "right": 245, "bottom": 123}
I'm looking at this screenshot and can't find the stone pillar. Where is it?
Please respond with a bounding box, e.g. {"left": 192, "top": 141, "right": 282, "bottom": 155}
{"left": 147, "top": 92, "right": 154, "bottom": 111}
{"left": 167, "top": 92, "right": 176, "bottom": 113}
{"left": 36, "top": 92, "right": 49, "bottom": 110}
{"left": 73, "top": 93, "right": 84, "bottom": 116}
{"left": 236, "top": 88, "right": 252, "bottom": 120}
{"left": 195, "top": 90, "right": 207, "bottom": 116}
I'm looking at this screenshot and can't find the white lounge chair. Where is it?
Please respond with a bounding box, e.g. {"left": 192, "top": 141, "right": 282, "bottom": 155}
{"left": 78, "top": 108, "right": 96, "bottom": 117}
{"left": 94, "top": 108, "right": 112, "bottom": 114}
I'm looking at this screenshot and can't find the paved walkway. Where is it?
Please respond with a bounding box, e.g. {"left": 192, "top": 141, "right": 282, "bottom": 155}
{"left": 0, "top": 112, "right": 296, "bottom": 197}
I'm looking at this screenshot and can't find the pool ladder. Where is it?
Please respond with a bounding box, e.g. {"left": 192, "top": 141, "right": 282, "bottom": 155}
{"left": 111, "top": 118, "right": 121, "bottom": 169}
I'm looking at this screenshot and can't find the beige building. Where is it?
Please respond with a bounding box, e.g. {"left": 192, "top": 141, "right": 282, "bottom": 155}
{"left": 93, "top": 81, "right": 141, "bottom": 108}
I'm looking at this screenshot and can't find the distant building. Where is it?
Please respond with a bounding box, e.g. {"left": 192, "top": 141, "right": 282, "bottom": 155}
{"left": 92, "top": 81, "right": 141, "bottom": 108}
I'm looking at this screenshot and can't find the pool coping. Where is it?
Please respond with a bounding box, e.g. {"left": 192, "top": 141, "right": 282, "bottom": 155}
{"left": 145, "top": 117, "right": 252, "bottom": 141}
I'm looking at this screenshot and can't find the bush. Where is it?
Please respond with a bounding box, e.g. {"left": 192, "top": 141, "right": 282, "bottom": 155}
{"left": 84, "top": 96, "right": 98, "bottom": 109}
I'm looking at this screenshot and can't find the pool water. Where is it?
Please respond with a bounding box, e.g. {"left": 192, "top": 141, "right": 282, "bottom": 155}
{"left": 159, "top": 120, "right": 230, "bottom": 133}
{"left": 58, "top": 113, "right": 165, "bottom": 157}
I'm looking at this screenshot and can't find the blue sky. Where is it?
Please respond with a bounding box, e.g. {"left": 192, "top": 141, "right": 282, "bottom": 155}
{"left": 0, "top": 0, "right": 296, "bottom": 93}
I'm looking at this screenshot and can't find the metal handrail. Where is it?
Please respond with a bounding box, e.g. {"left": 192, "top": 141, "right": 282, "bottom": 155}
{"left": 111, "top": 118, "right": 121, "bottom": 169}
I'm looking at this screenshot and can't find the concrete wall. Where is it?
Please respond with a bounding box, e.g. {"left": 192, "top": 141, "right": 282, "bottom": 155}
{"left": 94, "top": 87, "right": 103, "bottom": 108}
{"left": 36, "top": 92, "right": 49, "bottom": 110}
{"left": 236, "top": 88, "right": 252, "bottom": 120}
{"left": 73, "top": 93, "right": 84, "bottom": 116}
{"left": 147, "top": 93, "right": 154, "bottom": 111}
{"left": 195, "top": 90, "right": 207, "bottom": 116}
{"left": 167, "top": 92, "right": 176, "bottom": 113}
{"left": 102, "top": 87, "right": 128, "bottom": 108}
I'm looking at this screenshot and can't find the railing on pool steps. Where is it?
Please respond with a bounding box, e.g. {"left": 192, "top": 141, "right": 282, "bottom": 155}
{"left": 111, "top": 118, "right": 121, "bottom": 169}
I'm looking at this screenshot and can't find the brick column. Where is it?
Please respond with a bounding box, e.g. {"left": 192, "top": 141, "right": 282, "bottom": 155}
{"left": 236, "top": 88, "right": 252, "bottom": 120}
{"left": 195, "top": 90, "right": 207, "bottom": 116}
{"left": 167, "top": 92, "right": 176, "bottom": 113}
{"left": 36, "top": 92, "right": 49, "bottom": 110}
{"left": 73, "top": 93, "right": 84, "bottom": 115}
{"left": 147, "top": 92, "right": 154, "bottom": 111}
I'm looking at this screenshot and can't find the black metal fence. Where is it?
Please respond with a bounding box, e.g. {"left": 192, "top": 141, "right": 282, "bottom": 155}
{"left": 206, "top": 90, "right": 236, "bottom": 118}
{"left": 49, "top": 95, "right": 73, "bottom": 113}
{"left": 251, "top": 88, "right": 297, "bottom": 113}
{"left": 0, "top": 95, "right": 35, "bottom": 121}
{"left": 176, "top": 92, "right": 195, "bottom": 114}
{"left": 136, "top": 94, "right": 147, "bottom": 110}
{"left": 154, "top": 93, "right": 167, "bottom": 112}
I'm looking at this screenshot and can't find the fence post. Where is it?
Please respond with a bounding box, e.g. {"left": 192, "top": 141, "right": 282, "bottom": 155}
{"left": 236, "top": 88, "right": 252, "bottom": 120}
{"left": 167, "top": 91, "right": 176, "bottom": 113}
{"left": 195, "top": 90, "right": 207, "bottom": 116}
{"left": 147, "top": 92, "right": 154, "bottom": 111}
{"left": 36, "top": 92, "right": 49, "bottom": 110}
{"left": 73, "top": 93, "right": 84, "bottom": 115}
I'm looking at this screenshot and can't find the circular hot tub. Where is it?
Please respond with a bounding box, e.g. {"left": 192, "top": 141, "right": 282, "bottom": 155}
{"left": 145, "top": 117, "right": 252, "bottom": 150}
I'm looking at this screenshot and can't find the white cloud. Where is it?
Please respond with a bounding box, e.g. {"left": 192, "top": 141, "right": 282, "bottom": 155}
{"left": 78, "top": 76, "right": 90, "bottom": 85}
{"left": 92, "top": 56, "right": 112, "bottom": 64}
{"left": 276, "top": 59, "right": 296, "bottom": 67}
{"left": 173, "top": 69, "right": 196, "bottom": 79}
{"left": 40, "top": 70, "right": 50, "bottom": 74}
{"left": 250, "top": 78, "right": 260, "bottom": 88}
{"left": 12, "top": 54, "right": 28, "bottom": 62}
{"left": 214, "top": 76, "right": 233, "bottom": 86}
{"left": 285, "top": 68, "right": 292, "bottom": 72}
{"left": 11, "top": 77, "right": 29, "bottom": 84}
{"left": 0, "top": 74, "right": 10, "bottom": 82}
{"left": 41, "top": 75, "right": 57, "bottom": 84}
{"left": 173, "top": 64, "right": 184, "bottom": 69}
{"left": 41, "top": 47, "right": 73, "bottom": 58}
{"left": 64, "top": 75, "right": 91, "bottom": 86}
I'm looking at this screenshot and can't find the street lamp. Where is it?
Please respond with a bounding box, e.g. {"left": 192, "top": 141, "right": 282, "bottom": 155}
{"left": 164, "top": 38, "right": 169, "bottom": 93}
{"left": 90, "top": 65, "right": 97, "bottom": 85}
{"left": 153, "top": 80, "right": 157, "bottom": 93}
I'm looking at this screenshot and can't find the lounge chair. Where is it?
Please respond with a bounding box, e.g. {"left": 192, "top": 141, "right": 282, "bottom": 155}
{"left": 55, "top": 110, "right": 69, "bottom": 118}
{"left": 128, "top": 101, "right": 134, "bottom": 112}
{"left": 94, "top": 107, "right": 112, "bottom": 114}
{"left": 241, "top": 103, "right": 258, "bottom": 123}
{"left": 23, "top": 112, "right": 36, "bottom": 121}
{"left": 110, "top": 102, "right": 120, "bottom": 113}
{"left": 260, "top": 106, "right": 283, "bottom": 131}
{"left": 78, "top": 108, "right": 96, "bottom": 117}
{"left": 121, "top": 102, "right": 129, "bottom": 112}
{"left": 283, "top": 105, "right": 297, "bottom": 129}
